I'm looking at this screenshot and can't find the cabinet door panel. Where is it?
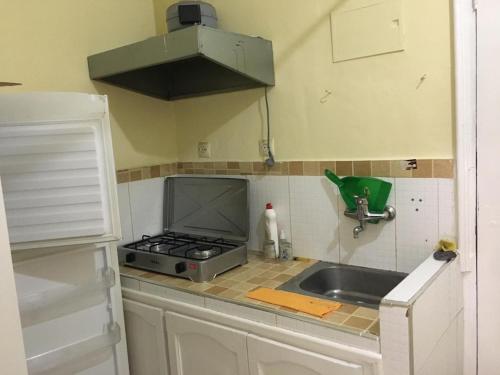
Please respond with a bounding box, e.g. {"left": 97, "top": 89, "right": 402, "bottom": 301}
{"left": 165, "top": 312, "right": 248, "bottom": 375}
{"left": 123, "top": 299, "right": 169, "bottom": 375}
{"left": 248, "top": 335, "right": 364, "bottom": 375}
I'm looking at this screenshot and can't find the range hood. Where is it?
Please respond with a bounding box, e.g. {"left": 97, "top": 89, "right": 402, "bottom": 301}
{"left": 87, "top": 25, "right": 275, "bottom": 101}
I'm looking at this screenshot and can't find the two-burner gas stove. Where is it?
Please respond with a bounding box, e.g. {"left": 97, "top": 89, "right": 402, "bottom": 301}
{"left": 118, "top": 177, "right": 249, "bottom": 282}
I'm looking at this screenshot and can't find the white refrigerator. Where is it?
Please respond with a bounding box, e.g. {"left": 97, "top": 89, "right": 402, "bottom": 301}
{"left": 0, "top": 92, "right": 129, "bottom": 375}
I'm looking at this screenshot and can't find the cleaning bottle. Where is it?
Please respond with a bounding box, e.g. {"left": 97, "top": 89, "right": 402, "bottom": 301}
{"left": 264, "top": 203, "right": 279, "bottom": 258}
{"left": 279, "top": 230, "right": 293, "bottom": 261}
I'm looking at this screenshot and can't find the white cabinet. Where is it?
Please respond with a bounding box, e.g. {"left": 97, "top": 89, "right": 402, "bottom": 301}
{"left": 247, "top": 335, "right": 364, "bottom": 375}
{"left": 0, "top": 92, "right": 121, "bottom": 249}
{"left": 165, "top": 311, "right": 249, "bottom": 375}
{"left": 123, "top": 292, "right": 382, "bottom": 375}
{"left": 123, "top": 299, "right": 169, "bottom": 375}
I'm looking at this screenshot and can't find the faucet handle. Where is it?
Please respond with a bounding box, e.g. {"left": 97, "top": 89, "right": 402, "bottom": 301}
{"left": 353, "top": 195, "right": 368, "bottom": 205}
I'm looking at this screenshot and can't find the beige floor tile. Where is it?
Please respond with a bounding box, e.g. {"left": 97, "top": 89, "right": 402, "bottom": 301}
{"left": 257, "top": 270, "right": 280, "bottom": 279}
{"left": 287, "top": 267, "right": 305, "bottom": 276}
{"left": 371, "top": 160, "right": 391, "bottom": 177}
{"left": 205, "top": 286, "right": 228, "bottom": 295}
{"left": 336, "top": 161, "right": 353, "bottom": 176}
{"left": 337, "top": 304, "right": 358, "bottom": 314}
{"left": 229, "top": 271, "right": 253, "bottom": 282}
{"left": 353, "top": 161, "right": 371, "bottom": 176}
{"left": 273, "top": 274, "right": 294, "bottom": 283}
{"left": 121, "top": 252, "right": 380, "bottom": 336}
{"left": 303, "top": 161, "right": 320, "bottom": 176}
{"left": 260, "top": 280, "right": 282, "bottom": 289}
{"left": 270, "top": 265, "right": 291, "bottom": 273}
{"left": 232, "top": 282, "right": 258, "bottom": 292}
{"left": 322, "top": 311, "right": 350, "bottom": 325}
{"left": 257, "top": 263, "right": 275, "bottom": 270}
{"left": 234, "top": 295, "right": 258, "bottom": 304}
{"left": 353, "top": 307, "right": 378, "bottom": 319}
{"left": 433, "top": 159, "right": 454, "bottom": 178}
{"left": 171, "top": 279, "right": 193, "bottom": 288}
{"left": 342, "top": 316, "right": 374, "bottom": 330}
{"left": 390, "top": 160, "right": 412, "bottom": 177}
{"left": 216, "top": 279, "right": 239, "bottom": 288}
{"left": 247, "top": 276, "right": 268, "bottom": 285}
{"left": 412, "top": 159, "right": 433, "bottom": 178}
{"left": 289, "top": 161, "right": 304, "bottom": 176}
{"left": 219, "top": 289, "right": 243, "bottom": 299}
{"left": 187, "top": 283, "right": 213, "bottom": 292}
{"left": 368, "top": 320, "right": 380, "bottom": 336}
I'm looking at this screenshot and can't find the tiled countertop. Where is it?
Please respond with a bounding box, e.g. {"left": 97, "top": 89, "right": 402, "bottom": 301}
{"left": 120, "top": 251, "right": 380, "bottom": 338}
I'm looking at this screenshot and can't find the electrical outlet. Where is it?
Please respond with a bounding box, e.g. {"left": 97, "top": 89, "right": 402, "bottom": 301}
{"left": 198, "top": 142, "right": 211, "bottom": 158}
{"left": 259, "top": 139, "right": 274, "bottom": 158}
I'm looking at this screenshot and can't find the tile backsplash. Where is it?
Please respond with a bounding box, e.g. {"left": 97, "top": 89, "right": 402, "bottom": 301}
{"left": 339, "top": 178, "right": 397, "bottom": 270}
{"left": 117, "top": 175, "right": 456, "bottom": 274}
{"left": 116, "top": 159, "right": 454, "bottom": 183}
{"left": 289, "top": 176, "right": 340, "bottom": 263}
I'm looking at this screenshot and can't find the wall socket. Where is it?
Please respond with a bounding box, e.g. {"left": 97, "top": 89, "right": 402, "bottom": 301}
{"left": 198, "top": 142, "right": 211, "bottom": 158}
{"left": 259, "top": 139, "right": 274, "bottom": 158}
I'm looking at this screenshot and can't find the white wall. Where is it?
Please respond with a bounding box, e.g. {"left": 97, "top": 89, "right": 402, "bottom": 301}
{"left": 380, "top": 258, "right": 463, "bottom": 375}
{"left": 0, "top": 0, "right": 177, "bottom": 171}
{"left": 477, "top": 0, "right": 500, "bottom": 372}
{"left": 154, "top": 0, "right": 455, "bottom": 163}
{"left": 117, "top": 175, "right": 456, "bottom": 274}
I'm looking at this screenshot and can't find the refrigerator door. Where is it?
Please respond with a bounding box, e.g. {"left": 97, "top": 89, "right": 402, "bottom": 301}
{"left": 0, "top": 180, "right": 28, "bottom": 374}
{"left": 13, "top": 243, "right": 129, "bottom": 375}
{"left": 0, "top": 92, "right": 121, "bottom": 250}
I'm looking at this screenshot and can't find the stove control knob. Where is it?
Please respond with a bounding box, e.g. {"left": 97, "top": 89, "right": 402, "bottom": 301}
{"left": 126, "top": 253, "right": 136, "bottom": 263}
{"left": 175, "top": 262, "right": 187, "bottom": 274}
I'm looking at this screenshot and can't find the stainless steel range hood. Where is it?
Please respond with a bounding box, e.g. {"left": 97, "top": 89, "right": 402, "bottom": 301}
{"left": 87, "top": 25, "right": 275, "bottom": 101}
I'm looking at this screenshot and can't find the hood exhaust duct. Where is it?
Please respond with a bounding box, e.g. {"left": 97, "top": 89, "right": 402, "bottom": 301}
{"left": 87, "top": 1, "right": 275, "bottom": 101}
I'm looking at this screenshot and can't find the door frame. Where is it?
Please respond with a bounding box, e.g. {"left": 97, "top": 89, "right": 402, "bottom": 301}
{"left": 453, "top": 0, "right": 477, "bottom": 374}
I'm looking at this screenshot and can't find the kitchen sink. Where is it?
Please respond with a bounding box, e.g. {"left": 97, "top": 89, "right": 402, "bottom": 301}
{"left": 278, "top": 262, "right": 407, "bottom": 309}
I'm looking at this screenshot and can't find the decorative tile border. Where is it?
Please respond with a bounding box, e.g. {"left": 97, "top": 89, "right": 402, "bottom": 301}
{"left": 116, "top": 159, "right": 454, "bottom": 184}
{"left": 116, "top": 163, "right": 178, "bottom": 184}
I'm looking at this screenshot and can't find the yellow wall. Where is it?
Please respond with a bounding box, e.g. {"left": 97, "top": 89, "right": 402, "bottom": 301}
{"left": 155, "top": 0, "right": 454, "bottom": 162}
{"left": 0, "top": 0, "right": 177, "bottom": 170}
{"left": 0, "top": 0, "right": 454, "bottom": 168}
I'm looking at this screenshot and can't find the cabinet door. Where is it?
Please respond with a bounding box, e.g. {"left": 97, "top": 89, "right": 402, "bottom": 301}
{"left": 123, "top": 299, "right": 169, "bottom": 375}
{"left": 247, "top": 335, "right": 364, "bottom": 375}
{"left": 165, "top": 311, "right": 249, "bottom": 375}
{"left": 0, "top": 92, "right": 120, "bottom": 249}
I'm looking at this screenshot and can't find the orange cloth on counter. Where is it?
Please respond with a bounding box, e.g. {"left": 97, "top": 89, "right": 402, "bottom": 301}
{"left": 246, "top": 288, "right": 342, "bottom": 318}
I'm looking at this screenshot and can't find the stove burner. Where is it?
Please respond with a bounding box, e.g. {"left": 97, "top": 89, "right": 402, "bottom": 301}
{"left": 130, "top": 232, "right": 235, "bottom": 260}
{"left": 150, "top": 243, "right": 170, "bottom": 253}
{"left": 198, "top": 245, "right": 213, "bottom": 251}
{"left": 186, "top": 246, "right": 222, "bottom": 260}
{"left": 119, "top": 231, "right": 247, "bottom": 282}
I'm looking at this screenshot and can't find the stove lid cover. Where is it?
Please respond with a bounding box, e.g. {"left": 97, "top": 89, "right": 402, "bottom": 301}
{"left": 164, "top": 177, "right": 249, "bottom": 242}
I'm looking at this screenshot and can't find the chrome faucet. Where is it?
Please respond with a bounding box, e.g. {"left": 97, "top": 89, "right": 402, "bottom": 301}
{"left": 344, "top": 196, "right": 396, "bottom": 238}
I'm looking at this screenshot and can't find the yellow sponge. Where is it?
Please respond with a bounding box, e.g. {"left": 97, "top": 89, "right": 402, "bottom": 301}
{"left": 435, "top": 239, "right": 457, "bottom": 252}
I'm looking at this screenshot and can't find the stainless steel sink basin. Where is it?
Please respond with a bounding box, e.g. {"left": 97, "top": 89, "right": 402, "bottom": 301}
{"left": 278, "top": 262, "right": 407, "bottom": 309}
